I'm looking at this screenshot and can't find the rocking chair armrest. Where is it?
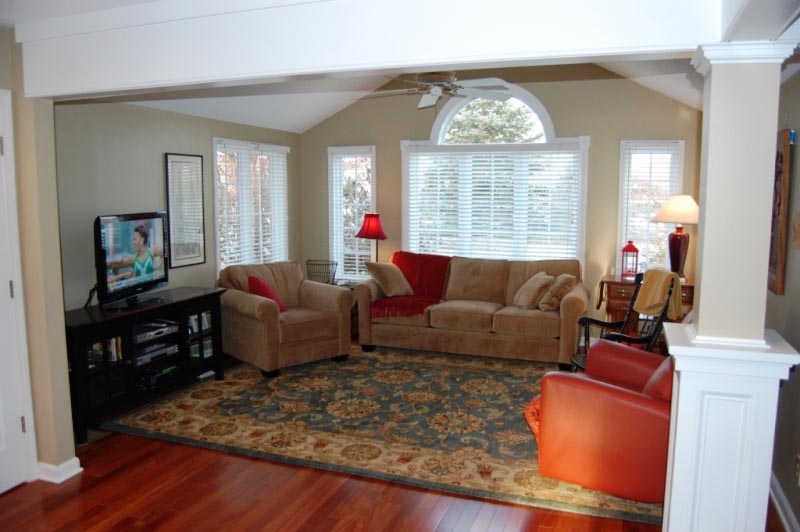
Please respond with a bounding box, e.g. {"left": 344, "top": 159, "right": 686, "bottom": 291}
{"left": 578, "top": 316, "right": 625, "bottom": 329}
{"left": 603, "top": 332, "right": 652, "bottom": 344}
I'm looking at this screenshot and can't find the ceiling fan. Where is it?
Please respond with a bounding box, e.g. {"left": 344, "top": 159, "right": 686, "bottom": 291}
{"left": 365, "top": 72, "right": 511, "bottom": 109}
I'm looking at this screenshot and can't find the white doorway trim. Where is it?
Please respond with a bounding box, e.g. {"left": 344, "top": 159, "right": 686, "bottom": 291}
{"left": 0, "top": 89, "right": 39, "bottom": 484}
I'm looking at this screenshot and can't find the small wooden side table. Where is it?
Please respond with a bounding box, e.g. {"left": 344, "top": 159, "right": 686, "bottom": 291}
{"left": 596, "top": 274, "right": 694, "bottom": 322}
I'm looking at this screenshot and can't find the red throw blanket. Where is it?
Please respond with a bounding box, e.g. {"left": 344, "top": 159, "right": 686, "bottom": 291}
{"left": 370, "top": 296, "right": 439, "bottom": 320}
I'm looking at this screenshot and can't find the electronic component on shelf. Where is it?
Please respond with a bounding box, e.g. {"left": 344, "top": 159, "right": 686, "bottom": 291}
{"left": 132, "top": 343, "right": 179, "bottom": 366}
{"left": 132, "top": 321, "right": 179, "bottom": 344}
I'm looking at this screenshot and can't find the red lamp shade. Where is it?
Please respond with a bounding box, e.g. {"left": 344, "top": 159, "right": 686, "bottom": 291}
{"left": 355, "top": 213, "right": 387, "bottom": 241}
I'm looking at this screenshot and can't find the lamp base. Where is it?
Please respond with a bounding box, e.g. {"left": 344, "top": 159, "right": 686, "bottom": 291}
{"left": 669, "top": 226, "right": 689, "bottom": 278}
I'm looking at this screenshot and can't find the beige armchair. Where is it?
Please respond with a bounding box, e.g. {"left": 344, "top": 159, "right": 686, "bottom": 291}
{"left": 216, "top": 261, "right": 353, "bottom": 377}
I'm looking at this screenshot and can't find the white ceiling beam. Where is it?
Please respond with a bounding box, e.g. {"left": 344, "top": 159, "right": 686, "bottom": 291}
{"left": 722, "top": 0, "right": 800, "bottom": 41}
{"left": 17, "top": 0, "right": 721, "bottom": 99}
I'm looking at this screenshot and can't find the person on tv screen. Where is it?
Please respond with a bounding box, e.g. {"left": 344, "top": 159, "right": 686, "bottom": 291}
{"left": 107, "top": 224, "right": 164, "bottom": 284}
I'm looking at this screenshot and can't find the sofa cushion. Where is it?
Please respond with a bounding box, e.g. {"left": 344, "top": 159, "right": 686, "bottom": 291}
{"left": 219, "top": 261, "right": 304, "bottom": 307}
{"left": 370, "top": 295, "right": 438, "bottom": 321}
{"left": 366, "top": 262, "right": 414, "bottom": 297}
{"left": 248, "top": 276, "right": 287, "bottom": 312}
{"left": 279, "top": 307, "right": 338, "bottom": 343}
{"left": 444, "top": 257, "right": 509, "bottom": 304}
{"left": 492, "top": 306, "right": 561, "bottom": 338}
{"left": 391, "top": 251, "right": 451, "bottom": 299}
{"left": 512, "top": 271, "right": 554, "bottom": 309}
{"left": 506, "top": 259, "right": 582, "bottom": 306}
{"left": 429, "top": 300, "right": 503, "bottom": 332}
{"left": 539, "top": 273, "right": 577, "bottom": 311}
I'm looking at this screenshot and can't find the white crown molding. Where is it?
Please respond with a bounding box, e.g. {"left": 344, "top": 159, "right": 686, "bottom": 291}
{"left": 38, "top": 457, "right": 83, "bottom": 484}
{"left": 692, "top": 40, "right": 800, "bottom": 75}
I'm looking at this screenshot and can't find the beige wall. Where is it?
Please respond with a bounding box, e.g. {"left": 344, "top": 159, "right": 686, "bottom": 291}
{"left": 0, "top": 28, "right": 75, "bottom": 466}
{"left": 300, "top": 65, "right": 701, "bottom": 314}
{"left": 767, "top": 73, "right": 800, "bottom": 519}
{"left": 55, "top": 103, "right": 302, "bottom": 310}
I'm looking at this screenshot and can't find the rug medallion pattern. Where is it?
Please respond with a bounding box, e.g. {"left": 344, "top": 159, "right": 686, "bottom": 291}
{"left": 106, "top": 346, "right": 662, "bottom": 523}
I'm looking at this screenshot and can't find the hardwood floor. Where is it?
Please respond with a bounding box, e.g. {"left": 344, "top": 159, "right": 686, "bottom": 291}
{"left": 0, "top": 433, "right": 666, "bottom": 531}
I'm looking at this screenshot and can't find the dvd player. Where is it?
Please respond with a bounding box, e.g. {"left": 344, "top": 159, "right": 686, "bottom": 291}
{"left": 132, "top": 320, "right": 179, "bottom": 344}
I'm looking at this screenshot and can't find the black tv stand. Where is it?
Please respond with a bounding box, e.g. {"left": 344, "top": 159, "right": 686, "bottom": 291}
{"left": 102, "top": 294, "right": 165, "bottom": 312}
{"left": 65, "top": 287, "right": 226, "bottom": 444}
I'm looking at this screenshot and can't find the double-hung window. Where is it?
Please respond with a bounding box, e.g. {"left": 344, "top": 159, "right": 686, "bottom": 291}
{"left": 617, "top": 140, "right": 684, "bottom": 271}
{"left": 213, "top": 138, "right": 289, "bottom": 270}
{"left": 329, "top": 146, "right": 376, "bottom": 280}
{"left": 403, "top": 139, "right": 589, "bottom": 261}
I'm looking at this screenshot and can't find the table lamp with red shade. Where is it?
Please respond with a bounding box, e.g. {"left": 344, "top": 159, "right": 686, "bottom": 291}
{"left": 355, "top": 213, "right": 387, "bottom": 262}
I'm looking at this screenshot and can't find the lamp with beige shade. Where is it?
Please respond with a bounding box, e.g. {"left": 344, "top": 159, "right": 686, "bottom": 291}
{"left": 652, "top": 194, "right": 699, "bottom": 279}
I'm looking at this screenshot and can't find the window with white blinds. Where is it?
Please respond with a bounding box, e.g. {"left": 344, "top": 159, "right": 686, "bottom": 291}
{"left": 617, "top": 140, "right": 684, "bottom": 271}
{"left": 213, "top": 138, "right": 289, "bottom": 271}
{"left": 328, "top": 146, "right": 376, "bottom": 279}
{"left": 403, "top": 139, "right": 589, "bottom": 262}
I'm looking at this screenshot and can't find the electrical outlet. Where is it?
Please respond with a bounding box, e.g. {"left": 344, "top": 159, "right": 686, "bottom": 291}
{"left": 796, "top": 454, "right": 800, "bottom": 487}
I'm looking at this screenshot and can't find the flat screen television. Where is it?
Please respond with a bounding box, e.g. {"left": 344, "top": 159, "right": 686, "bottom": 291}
{"left": 94, "top": 212, "right": 169, "bottom": 309}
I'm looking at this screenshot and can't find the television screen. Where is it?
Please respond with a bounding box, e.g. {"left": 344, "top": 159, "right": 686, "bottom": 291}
{"left": 95, "top": 212, "right": 168, "bottom": 305}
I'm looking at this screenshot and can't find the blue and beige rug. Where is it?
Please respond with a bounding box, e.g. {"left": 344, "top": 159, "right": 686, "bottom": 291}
{"left": 104, "top": 346, "right": 662, "bottom": 524}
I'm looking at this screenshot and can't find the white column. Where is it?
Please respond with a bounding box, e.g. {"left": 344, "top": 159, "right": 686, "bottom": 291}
{"left": 663, "top": 41, "right": 800, "bottom": 532}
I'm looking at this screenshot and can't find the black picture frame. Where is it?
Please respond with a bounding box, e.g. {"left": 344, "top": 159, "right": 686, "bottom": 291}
{"left": 165, "top": 153, "right": 206, "bottom": 268}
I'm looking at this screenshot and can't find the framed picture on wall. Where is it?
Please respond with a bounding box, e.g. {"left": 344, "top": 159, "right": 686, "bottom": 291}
{"left": 768, "top": 129, "right": 795, "bottom": 295}
{"left": 165, "top": 153, "right": 206, "bottom": 268}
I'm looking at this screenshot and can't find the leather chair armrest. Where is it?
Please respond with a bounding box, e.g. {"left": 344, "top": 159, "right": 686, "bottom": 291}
{"left": 557, "top": 283, "right": 590, "bottom": 364}
{"left": 354, "top": 280, "right": 384, "bottom": 346}
{"left": 537, "top": 372, "right": 670, "bottom": 502}
{"left": 585, "top": 339, "right": 666, "bottom": 391}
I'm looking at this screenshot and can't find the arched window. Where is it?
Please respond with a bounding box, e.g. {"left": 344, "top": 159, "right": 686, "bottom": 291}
{"left": 430, "top": 80, "right": 556, "bottom": 144}
{"left": 404, "top": 81, "right": 587, "bottom": 262}
{"left": 443, "top": 97, "right": 547, "bottom": 144}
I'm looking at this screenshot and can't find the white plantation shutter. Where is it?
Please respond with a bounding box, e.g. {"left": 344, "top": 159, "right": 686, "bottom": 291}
{"left": 329, "top": 146, "right": 375, "bottom": 280}
{"left": 617, "top": 140, "right": 684, "bottom": 271}
{"left": 403, "top": 138, "right": 588, "bottom": 261}
{"left": 213, "top": 138, "right": 289, "bottom": 270}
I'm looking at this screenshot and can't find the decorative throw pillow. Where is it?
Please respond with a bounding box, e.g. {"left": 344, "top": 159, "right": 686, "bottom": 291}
{"left": 513, "top": 271, "right": 554, "bottom": 309}
{"left": 538, "top": 273, "right": 577, "bottom": 311}
{"left": 248, "top": 276, "right": 287, "bottom": 312}
{"left": 366, "top": 262, "right": 414, "bottom": 297}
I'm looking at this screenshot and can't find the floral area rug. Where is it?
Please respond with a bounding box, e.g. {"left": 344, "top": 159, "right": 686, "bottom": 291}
{"left": 104, "top": 346, "right": 662, "bottom": 524}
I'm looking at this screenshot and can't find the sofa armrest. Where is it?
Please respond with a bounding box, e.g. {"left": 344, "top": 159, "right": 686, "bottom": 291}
{"left": 219, "top": 289, "right": 280, "bottom": 371}
{"left": 299, "top": 280, "right": 353, "bottom": 314}
{"left": 354, "top": 280, "right": 384, "bottom": 346}
{"left": 557, "top": 282, "right": 589, "bottom": 365}
{"left": 299, "top": 280, "right": 353, "bottom": 356}
{"left": 538, "top": 372, "right": 670, "bottom": 502}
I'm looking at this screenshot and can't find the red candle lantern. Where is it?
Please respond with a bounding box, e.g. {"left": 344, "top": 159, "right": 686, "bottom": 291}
{"left": 621, "top": 240, "right": 639, "bottom": 280}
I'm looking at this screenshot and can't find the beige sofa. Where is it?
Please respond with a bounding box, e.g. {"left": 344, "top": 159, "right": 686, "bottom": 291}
{"left": 217, "top": 261, "right": 353, "bottom": 376}
{"left": 355, "top": 256, "right": 589, "bottom": 366}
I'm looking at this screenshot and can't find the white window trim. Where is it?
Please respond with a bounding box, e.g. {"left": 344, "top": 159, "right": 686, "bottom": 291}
{"left": 429, "top": 78, "right": 556, "bottom": 144}
{"left": 212, "top": 137, "right": 290, "bottom": 273}
{"left": 616, "top": 139, "right": 685, "bottom": 273}
{"left": 328, "top": 145, "right": 376, "bottom": 280}
{"left": 401, "top": 136, "right": 590, "bottom": 264}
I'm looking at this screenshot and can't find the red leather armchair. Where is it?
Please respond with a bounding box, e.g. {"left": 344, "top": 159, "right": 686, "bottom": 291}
{"left": 525, "top": 339, "right": 674, "bottom": 503}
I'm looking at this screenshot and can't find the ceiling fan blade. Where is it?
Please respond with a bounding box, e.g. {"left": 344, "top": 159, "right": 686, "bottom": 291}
{"left": 456, "top": 78, "right": 508, "bottom": 90}
{"left": 361, "top": 88, "right": 419, "bottom": 99}
{"left": 456, "top": 88, "right": 511, "bottom": 102}
{"left": 417, "top": 92, "right": 441, "bottom": 108}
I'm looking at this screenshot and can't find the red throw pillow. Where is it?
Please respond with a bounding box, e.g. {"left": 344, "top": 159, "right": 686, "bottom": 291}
{"left": 248, "top": 276, "right": 287, "bottom": 312}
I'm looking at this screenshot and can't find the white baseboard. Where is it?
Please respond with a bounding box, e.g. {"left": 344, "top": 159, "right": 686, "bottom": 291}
{"left": 38, "top": 457, "right": 83, "bottom": 484}
{"left": 771, "top": 472, "right": 800, "bottom": 532}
